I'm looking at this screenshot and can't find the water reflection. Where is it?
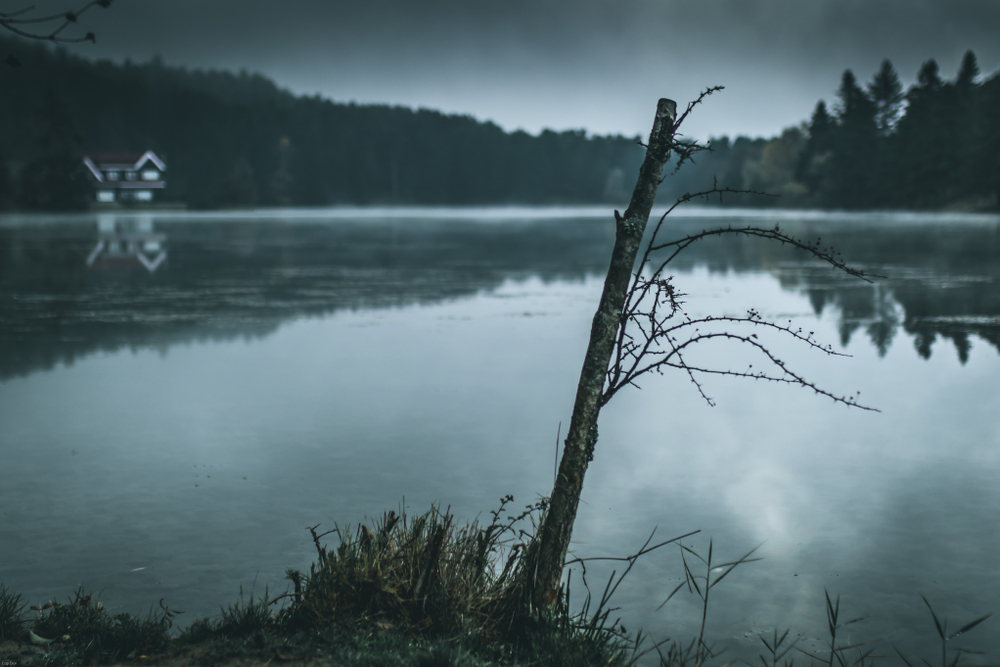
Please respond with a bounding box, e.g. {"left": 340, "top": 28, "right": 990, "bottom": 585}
{"left": 0, "top": 210, "right": 998, "bottom": 382}
{"left": 760, "top": 218, "right": 1000, "bottom": 362}
{"left": 650, "top": 215, "right": 1000, "bottom": 362}
{"left": 86, "top": 214, "right": 167, "bottom": 273}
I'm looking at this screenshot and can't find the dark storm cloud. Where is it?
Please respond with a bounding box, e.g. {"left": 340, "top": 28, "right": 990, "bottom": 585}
{"left": 51, "top": 0, "right": 1000, "bottom": 138}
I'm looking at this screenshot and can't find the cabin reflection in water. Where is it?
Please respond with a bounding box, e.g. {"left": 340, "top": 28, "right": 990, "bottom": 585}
{"left": 86, "top": 214, "right": 167, "bottom": 272}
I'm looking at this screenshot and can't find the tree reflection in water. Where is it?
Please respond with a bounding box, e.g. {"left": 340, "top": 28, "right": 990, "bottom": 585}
{"left": 1, "top": 210, "right": 998, "bottom": 380}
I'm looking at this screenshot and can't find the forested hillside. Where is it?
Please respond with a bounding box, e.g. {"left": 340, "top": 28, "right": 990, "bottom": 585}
{"left": 1, "top": 36, "right": 997, "bottom": 211}
{"left": 0, "top": 36, "right": 644, "bottom": 209}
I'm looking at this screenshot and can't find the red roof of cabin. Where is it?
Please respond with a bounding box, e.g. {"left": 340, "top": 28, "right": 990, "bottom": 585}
{"left": 83, "top": 151, "right": 166, "bottom": 170}
{"left": 87, "top": 152, "right": 147, "bottom": 165}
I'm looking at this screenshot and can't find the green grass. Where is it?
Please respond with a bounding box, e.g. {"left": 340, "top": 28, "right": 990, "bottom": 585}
{"left": 744, "top": 590, "right": 993, "bottom": 667}
{"left": 22, "top": 587, "right": 176, "bottom": 665}
{"left": 1, "top": 500, "right": 994, "bottom": 667}
{"left": 281, "top": 499, "right": 545, "bottom": 640}
{"left": 179, "top": 580, "right": 278, "bottom": 643}
{"left": 0, "top": 582, "right": 28, "bottom": 641}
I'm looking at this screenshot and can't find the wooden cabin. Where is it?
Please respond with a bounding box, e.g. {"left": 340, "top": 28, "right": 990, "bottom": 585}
{"left": 82, "top": 151, "right": 167, "bottom": 203}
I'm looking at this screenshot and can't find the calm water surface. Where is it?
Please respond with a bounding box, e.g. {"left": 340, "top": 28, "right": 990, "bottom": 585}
{"left": 1, "top": 207, "right": 999, "bottom": 663}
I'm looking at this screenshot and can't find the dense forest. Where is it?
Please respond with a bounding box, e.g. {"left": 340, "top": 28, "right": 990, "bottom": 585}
{"left": 0, "top": 35, "right": 645, "bottom": 209}
{"left": 0, "top": 34, "right": 997, "bottom": 211}
{"left": 677, "top": 51, "right": 1000, "bottom": 211}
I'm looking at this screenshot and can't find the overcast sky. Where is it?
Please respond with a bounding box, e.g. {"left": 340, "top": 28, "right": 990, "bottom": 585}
{"left": 43, "top": 0, "right": 1000, "bottom": 140}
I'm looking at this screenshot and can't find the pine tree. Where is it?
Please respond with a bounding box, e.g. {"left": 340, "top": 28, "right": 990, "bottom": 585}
{"left": 830, "top": 70, "right": 878, "bottom": 208}
{"left": 796, "top": 100, "right": 835, "bottom": 204}
{"left": 919, "top": 59, "right": 943, "bottom": 89}
{"left": 956, "top": 50, "right": 980, "bottom": 90}
{"left": 0, "top": 154, "right": 12, "bottom": 210}
{"left": 951, "top": 51, "right": 983, "bottom": 204}
{"left": 888, "top": 59, "right": 948, "bottom": 207}
{"left": 868, "top": 60, "right": 904, "bottom": 137}
{"left": 980, "top": 72, "right": 1000, "bottom": 207}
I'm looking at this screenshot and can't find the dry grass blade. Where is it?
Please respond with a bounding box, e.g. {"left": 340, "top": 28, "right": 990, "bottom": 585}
{"left": 707, "top": 544, "right": 764, "bottom": 590}
{"left": 951, "top": 613, "right": 992, "bottom": 639}
{"left": 656, "top": 579, "right": 689, "bottom": 612}
{"left": 680, "top": 547, "right": 704, "bottom": 599}
{"left": 650, "top": 540, "right": 761, "bottom": 667}
{"left": 892, "top": 644, "right": 918, "bottom": 667}
{"left": 913, "top": 594, "right": 993, "bottom": 667}
{"left": 921, "top": 595, "right": 947, "bottom": 640}
{"left": 834, "top": 639, "right": 881, "bottom": 653}
{"left": 755, "top": 625, "right": 802, "bottom": 667}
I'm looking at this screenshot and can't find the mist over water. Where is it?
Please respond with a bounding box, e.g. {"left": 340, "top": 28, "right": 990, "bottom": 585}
{"left": 1, "top": 208, "right": 998, "bottom": 663}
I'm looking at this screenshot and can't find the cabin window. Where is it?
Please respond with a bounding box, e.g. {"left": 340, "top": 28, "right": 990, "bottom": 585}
{"left": 97, "top": 191, "right": 115, "bottom": 203}
{"left": 141, "top": 170, "right": 160, "bottom": 181}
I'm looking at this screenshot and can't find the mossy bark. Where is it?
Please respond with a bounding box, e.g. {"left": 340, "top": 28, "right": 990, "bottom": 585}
{"left": 531, "top": 98, "right": 677, "bottom": 610}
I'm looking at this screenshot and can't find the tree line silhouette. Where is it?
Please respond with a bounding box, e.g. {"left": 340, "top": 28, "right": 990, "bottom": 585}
{"left": 0, "top": 35, "right": 996, "bottom": 211}
{"left": 670, "top": 51, "right": 1000, "bottom": 211}
{"left": 0, "top": 35, "right": 645, "bottom": 210}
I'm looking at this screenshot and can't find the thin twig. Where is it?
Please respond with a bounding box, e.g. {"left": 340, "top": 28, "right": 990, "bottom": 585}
{"left": 1, "top": 0, "right": 111, "bottom": 44}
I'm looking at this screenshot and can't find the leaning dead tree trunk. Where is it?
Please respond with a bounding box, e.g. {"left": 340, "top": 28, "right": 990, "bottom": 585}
{"left": 531, "top": 98, "right": 677, "bottom": 610}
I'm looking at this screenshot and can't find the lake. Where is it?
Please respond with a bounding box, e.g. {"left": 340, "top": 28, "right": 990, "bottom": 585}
{"left": 1, "top": 207, "right": 999, "bottom": 664}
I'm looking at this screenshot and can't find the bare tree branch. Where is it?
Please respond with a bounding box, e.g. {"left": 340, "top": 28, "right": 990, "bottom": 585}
{"left": 664, "top": 86, "right": 725, "bottom": 176}
{"left": 532, "top": 89, "right": 882, "bottom": 613}
{"left": 2, "top": 0, "right": 112, "bottom": 64}
{"left": 603, "top": 173, "right": 886, "bottom": 411}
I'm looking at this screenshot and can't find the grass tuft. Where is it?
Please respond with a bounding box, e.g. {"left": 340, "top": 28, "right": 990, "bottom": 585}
{"left": 283, "top": 499, "right": 543, "bottom": 640}
{"left": 0, "top": 583, "right": 28, "bottom": 641}
{"left": 27, "top": 587, "right": 178, "bottom": 664}
{"left": 167, "top": 497, "right": 637, "bottom": 666}
{"left": 278, "top": 497, "right": 640, "bottom": 665}
{"left": 179, "top": 580, "right": 278, "bottom": 645}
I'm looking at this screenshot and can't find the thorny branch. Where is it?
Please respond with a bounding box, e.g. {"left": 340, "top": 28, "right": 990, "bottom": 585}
{"left": 637, "top": 86, "right": 724, "bottom": 177}
{"left": 609, "top": 107, "right": 884, "bottom": 411}
{"left": 2, "top": 0, "right": 112, "bottom": 65}
{"left": 667, "top": 85, "right": 725, "bottom": 176}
